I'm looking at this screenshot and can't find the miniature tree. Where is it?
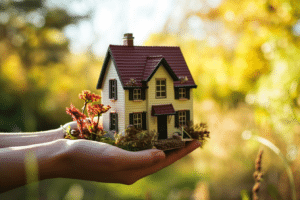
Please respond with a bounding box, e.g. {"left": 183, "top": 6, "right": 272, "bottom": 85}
{"left": 64, "top": 90, "right": 111, "bottom": 141}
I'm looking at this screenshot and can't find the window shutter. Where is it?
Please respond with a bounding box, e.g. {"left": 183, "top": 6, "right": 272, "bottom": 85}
{"left": 141, "top": 88, "right": 146, "bottom": 100}
{"left": 129, "top": 88, "right": 133, "bottom": 100}
{"left": 114, "top": 80, "right": 118, "bottom": 100}
{"left": 174, "top": 87, "right": 179, "bottom": 99}
{"left": 186, "top": 110, "right": 190, "bottom": 125}
{"left": 129, "top": 113, "right": 134, "bottom": 125}
{"left": 109, "top": 112, "right": 113, "bottom": 130}
{"left": 186, "top": 88, "right": 190, "bottom": 99}
{"left": 175, "top": 111, "right": 179, "bottom": 128}
{"left": 109, "top": 80, "right": 112, "bottom": 99}
{"left": 115, "top": 113, "right": 118, "bottom": 132}
{"left": 142, "top": 112, "right": 147, "bottom": 130}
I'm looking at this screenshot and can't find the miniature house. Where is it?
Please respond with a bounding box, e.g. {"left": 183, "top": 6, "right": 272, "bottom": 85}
{"left": 97, "top": 33, "right": 197, "bottom": 140}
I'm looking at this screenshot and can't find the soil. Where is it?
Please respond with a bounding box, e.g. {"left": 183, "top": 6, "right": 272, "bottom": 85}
{"left": 153, "top": 138, "right": 186, "bottom": 151}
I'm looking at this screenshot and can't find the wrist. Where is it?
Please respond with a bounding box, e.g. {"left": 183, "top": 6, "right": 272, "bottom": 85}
{"left": 38, "top": 139, "right": 70, "bottom": 180}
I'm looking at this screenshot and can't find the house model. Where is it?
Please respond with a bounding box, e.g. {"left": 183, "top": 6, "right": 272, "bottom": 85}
{"left": 97, "top": 33, "right": 197, "bottom": 140}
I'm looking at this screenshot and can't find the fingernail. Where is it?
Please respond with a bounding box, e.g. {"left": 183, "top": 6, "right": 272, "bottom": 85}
{"left": 193, "top": 140, "right": 202, "bottom": 148}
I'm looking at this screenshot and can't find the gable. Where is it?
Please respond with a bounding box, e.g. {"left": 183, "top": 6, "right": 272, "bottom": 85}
{"left": 143, "top": 57, "right": 178, "bottom": 82}
{"left": 97, "top": 48, "right": 116, "bottom": 89}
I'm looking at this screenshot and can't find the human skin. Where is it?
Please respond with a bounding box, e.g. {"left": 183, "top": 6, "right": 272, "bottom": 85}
{"left": 0, "top": 123, "right": 201, "bottom": 193}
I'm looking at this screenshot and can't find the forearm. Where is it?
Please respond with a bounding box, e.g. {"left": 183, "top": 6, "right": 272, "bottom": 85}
{"left": 0, "top": 139, "right": 68, "bottom": 193}
{"left": 0, "top": 128, "right": 64, "bottom": 148}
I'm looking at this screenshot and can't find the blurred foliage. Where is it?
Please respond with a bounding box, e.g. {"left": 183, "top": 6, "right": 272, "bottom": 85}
{"left": 0, "top": 0, "right": 100, "bottom": 132}
{"left": 1, "top": 0, "right": 300, "bottom": 199}
{"left": 145, "top": 0, "right": 300, "bottom": 149}
{"left": 144, "top": 0, "right": 300, "bottom": 198}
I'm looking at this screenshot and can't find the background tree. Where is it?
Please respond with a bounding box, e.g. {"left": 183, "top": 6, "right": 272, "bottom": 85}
{"left": 0, "top": 0, "right": 99, "bottom": 132}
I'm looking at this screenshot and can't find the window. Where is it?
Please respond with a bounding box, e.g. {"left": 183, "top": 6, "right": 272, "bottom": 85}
{"left": 179, "top": 88, "right": 186, "bottom": 99}
{"left": 156, "top": 79, "right": 166, "bottom": 98}
{"left": 175, "top": 110, "right": 190, "bottom": 128}
{"left": 178, "top": 111, "right": 186, "bottom": 126}
{"left": 133, "top": 89, "right": 141, "bottom": 100}
{"left": 110, "top": 113, "right": 118, "bottom": 131}
{"left": 175, "top": 87, "right": 190, "bottom": 99}
{"left": 129, "top": 88, "right": 145, "bottom": 100}
{"left": 129, "top": 112, "right": 147, "bottom": 130}
{"left": 109, "top": 79, "right": 117, "bottom": 100}
{"left": 133, "top": 113, "right": 142, "bottom": 129}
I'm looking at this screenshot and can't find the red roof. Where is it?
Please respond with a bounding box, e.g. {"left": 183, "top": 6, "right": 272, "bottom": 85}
{"left": 151, "top": 104, "right": 176, "bottom": 116}
{"left": 143, "top": 56, "right": 163, "bottom": 81}
{"left": 97, "top": 45, "right": 197, "bottom": 89}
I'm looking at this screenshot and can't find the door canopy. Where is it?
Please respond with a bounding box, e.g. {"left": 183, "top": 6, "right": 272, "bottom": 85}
{"left": 151, "top": 104, "right": 176, "bottom": 116}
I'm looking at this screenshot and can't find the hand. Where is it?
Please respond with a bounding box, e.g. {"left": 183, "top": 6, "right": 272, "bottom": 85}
{"left": 61, "top": 139, "right": 201, "bottom": 185}
{"left": 0, "top": 123, "right": 201, "bottom": 192}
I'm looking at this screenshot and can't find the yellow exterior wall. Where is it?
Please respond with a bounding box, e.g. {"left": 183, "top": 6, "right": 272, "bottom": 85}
{"left": 124, "top": 90, "right": 147, "bottom": 129}
{"left": 146, "top": 65, "right": 193, "bottom": 138}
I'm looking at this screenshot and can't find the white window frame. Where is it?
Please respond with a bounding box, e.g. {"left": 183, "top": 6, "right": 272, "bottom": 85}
{"left": 133, "top": 89, "right": 141, "bottom": 100}
{"left": 133, "top": 113, "right": 142, "bottom": 129}
{"left": 179, "top": 88, "right": 186, "bottom": 99}
{"left": 178, "top": 111, "right": 186, "bottom": 126}
{"left": 156, "top": 79, "right": 166, "bottom": 98}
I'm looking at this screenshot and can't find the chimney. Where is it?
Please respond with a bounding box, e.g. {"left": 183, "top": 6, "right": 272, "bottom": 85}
{"left": 123, "top": 33, "right": 134, "bottom": 46}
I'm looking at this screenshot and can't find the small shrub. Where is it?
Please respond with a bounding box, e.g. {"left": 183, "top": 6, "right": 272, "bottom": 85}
{"left": 114, "top": 125, "right": 158, "bottom": 151}
{"left": 182, "top": 121, "right": 210, "bottom": 144}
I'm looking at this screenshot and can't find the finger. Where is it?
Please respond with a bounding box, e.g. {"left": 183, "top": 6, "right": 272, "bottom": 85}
{"left": 67, "top": 140, "right": 166, "bottom": 172}
{"left": 62, "top": 121, "right": 78, "bottom": 130}
{"left": 163, "top": 140, "right": 202, "bottom": 165}
{"left": 109, "top": 140, "right": 201, "bottom": 171}
{"left": 119, "top": 140, "right": 201, "bottom": 182}
{"left": 66, "top": 140, "right": 200, "bottom": 185}
{"left": 102, "top": 146, "right": 166, "bottom": 171}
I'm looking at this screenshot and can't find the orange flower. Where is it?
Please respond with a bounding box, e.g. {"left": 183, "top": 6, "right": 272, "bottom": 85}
{"left": 87, "top": 104, "right": 111, "bottom": 116}
{"left": 79, "top": 90, "right": 101, "bottom": 103}
{"left": 66, "top": 104, "right": 87, "bottom": 134}
{"left": 66, "top": 104, "right": 86, "bottom": 120}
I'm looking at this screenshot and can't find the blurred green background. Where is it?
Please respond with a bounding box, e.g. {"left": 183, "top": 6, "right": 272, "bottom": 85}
{"left": 1, "top": 0, "right": 300, "bottom": 199}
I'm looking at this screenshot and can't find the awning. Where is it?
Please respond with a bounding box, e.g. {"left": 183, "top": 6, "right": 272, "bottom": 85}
{"left": 151, "top": 104, "right": 176, "bottom": 116}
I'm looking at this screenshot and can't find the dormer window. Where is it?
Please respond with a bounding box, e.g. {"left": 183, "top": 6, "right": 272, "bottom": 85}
{"left": 179, "top": 88, "right": 186, "bottom": 99}
{"left": 109, "top": 79, "right": 117, "bottom": 100}
{"left": 156, "top": 79, "right": 166, "bottom": 98}
{"left": 133, "top": 89, "right": 141, "bottom": 100}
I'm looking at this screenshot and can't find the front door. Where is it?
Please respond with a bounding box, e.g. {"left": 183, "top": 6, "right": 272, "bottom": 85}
{"left": 157, "top": 115, "right": 168, "bottom": 139}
